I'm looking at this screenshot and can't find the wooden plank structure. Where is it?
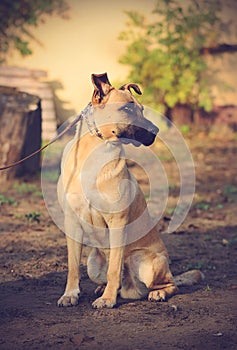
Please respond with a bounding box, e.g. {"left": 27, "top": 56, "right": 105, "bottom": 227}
{"left": 0, "top": 66, "right": 57, "bottom": 140}
{"left": 0, "top": 86, "right": 41, "bottom": 182}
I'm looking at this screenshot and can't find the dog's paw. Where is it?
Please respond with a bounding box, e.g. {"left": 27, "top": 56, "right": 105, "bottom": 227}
{"left": 92, "top": 297, "right": 116, "bottom": 309}
{"left": 148, "top": 290, "right": 166, "bottom": 302}
{"left": 57, "top": 289, "right": 80, "bottom": 307}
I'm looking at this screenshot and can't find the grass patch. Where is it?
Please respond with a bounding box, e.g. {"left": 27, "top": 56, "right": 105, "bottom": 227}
{"left": 14, "top": 212, "right": 42, "bottom": 223}
{"left": 224, "top": 185, "right": 237, "bottom": 195}
{"left": 13, "top": 182, "right": 42, "bottom": 198}
{"left": 25, "top": 212, "right": 42, "bottom": 223}
{"left": 180, "top": 124, "right": 190, "bottom": 134}
{"left": 195, "top": 202, "right": 210, "bottom": 210}
{"left": 0, "top": 194, "right": 16, "bottom": 206}
{"left": 166, "top": 207, "right": 175, "bottom": 215}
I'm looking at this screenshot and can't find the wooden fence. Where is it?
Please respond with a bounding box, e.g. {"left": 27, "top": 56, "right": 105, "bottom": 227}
{"left": 0, "top": 66, "right": 57, "bottom": 140}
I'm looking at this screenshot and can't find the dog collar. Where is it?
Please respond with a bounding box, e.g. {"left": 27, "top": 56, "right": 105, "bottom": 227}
{"left": 82, "top": 102, "right": 104, "bottom": 140}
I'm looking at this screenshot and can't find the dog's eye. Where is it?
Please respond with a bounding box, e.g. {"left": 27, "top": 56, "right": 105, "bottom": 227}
{"left": 120, "top": 102, "right": 135, "bottom": 115}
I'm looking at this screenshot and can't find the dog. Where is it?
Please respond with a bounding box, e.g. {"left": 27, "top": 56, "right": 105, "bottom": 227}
{"left": 57, "top": 73, "right": 203, "bottom": 309}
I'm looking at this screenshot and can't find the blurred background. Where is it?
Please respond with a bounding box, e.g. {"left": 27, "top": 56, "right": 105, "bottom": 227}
{"left": 0, "top": 0, "right": 237, "bottom": 140}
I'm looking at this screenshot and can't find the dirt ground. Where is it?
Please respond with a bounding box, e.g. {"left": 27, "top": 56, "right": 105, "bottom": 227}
{"left": 0, "top": 131, "right": 236, "bottom": 350}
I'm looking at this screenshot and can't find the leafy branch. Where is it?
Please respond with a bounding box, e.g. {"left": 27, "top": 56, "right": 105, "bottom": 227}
{"left": 119, "top": 0, "right": 235, "bottom": 113}
{"left": 0, "top": 0, "right": 69, "bottom": 63}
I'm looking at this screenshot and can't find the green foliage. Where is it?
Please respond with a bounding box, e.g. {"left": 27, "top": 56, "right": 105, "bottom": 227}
{"left": 0, "top": 0, "right": 69, "bottom": 63}
{"left": 180, "top": 124, "right": 190, "bottom": 134}
{"left": 25, "top": 211, "right": 42, "bottom": 223}
{"left": 13, "top": 182, "right": 42, "bottom": 197}
{"left": 0, "top": 194, "right": 16, "bottom": 206}
{"left": 195, "top": 202, "right": 210, "bottom": 211}
{"left": 166, "top": 207, "right": 175, "bottom": 215}
{"left": 14, "top": 182, "right": 37, "bottom": 194}
{"left": 224, "top": 184, "right": 237, "bottom": 202}
{"left": 224, "top": 185, "right": 237, "bottom": 195}
{"left": 119, "top": 0, "right": 222, "bottom": 112}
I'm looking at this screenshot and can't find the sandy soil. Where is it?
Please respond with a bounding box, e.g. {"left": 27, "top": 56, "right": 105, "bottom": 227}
{"left": 0, "top": 131, "right": 236, "bottom": 350}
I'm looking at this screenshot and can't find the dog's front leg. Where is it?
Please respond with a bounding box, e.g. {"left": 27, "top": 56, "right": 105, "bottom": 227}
{"left": 92, "top": 242, "right": 124, "bottom": 309}
{"left": 58, "top": 235, "right": 83, "bottom": 306}
{"left": 58, "top": 208, "right": 83, "bottom": 307}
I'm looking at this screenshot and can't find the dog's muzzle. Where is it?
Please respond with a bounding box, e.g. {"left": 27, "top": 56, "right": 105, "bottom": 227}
{"left": 134, "top": 123, "right": 159, "bottom": 146}
{"left": 119, "top": 120, "right": 159, "bottom": 147}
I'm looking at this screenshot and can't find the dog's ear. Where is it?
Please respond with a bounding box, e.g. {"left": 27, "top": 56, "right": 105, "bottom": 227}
{"left": 91, "top": 73, "right": 113, "bottom": 104}
{"left": 119, "top": 83, "right": 142, "bottom": 95}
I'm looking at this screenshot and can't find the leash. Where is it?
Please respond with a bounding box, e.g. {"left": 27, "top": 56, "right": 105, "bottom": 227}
{"left": 0, "top": 102, "right": 94, "bottom": 171}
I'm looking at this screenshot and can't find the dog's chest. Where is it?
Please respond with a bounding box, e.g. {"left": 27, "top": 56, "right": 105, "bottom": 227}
{"left": 63, "top": 191, "right": 109, "bottom": 247}
{"left": 61, "top": 139, "right": 138, "bottom": 247}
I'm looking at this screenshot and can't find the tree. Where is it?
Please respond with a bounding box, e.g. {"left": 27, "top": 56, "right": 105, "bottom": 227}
{"left": 0, "top": 0, "right": 69, "bottom": 63}
{"left": 119, "top": 0, "right": 235, "bottom": 116}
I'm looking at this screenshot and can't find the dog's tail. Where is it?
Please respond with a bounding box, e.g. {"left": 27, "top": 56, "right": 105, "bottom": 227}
{"left": 174, "top": 270, "right": 205, "bottom": 287}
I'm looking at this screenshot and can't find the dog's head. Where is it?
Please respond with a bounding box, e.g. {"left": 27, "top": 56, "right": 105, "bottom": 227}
{"left": 91, "top": 73, "right": 159, "bottom": 147}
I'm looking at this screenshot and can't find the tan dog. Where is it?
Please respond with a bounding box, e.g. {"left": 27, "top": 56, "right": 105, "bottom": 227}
{"left": 57, "top": 73, "right": 203, "bottom": 309}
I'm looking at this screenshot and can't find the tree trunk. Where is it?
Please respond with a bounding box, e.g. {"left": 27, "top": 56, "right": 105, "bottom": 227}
{"left": 200, "top": 43, "right": 237, "bottom": 55}
{"left": 0, "top": 86, "right": 42, "bottom": 182}
{"left": 170, "top": 104, "right": 194, "bottom": 126}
